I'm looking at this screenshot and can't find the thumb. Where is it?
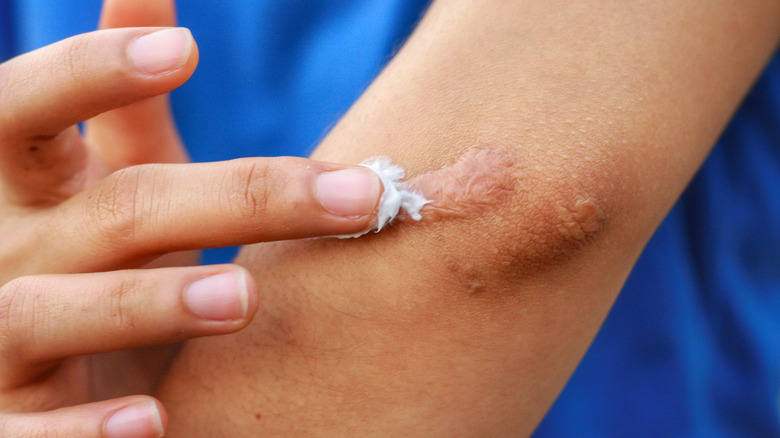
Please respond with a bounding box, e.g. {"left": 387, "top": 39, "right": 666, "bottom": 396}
{"left": 86, "top": 0, "right": 193, "bottom": 168}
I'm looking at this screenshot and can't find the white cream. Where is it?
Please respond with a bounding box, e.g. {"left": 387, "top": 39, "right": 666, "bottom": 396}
{"left": 337, "top": 157, "right": 431, "bottom": 238}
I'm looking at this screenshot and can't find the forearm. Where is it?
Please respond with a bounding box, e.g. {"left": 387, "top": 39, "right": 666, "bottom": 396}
{"left": 158, "top": 1, "right": 780, "bottom": 436}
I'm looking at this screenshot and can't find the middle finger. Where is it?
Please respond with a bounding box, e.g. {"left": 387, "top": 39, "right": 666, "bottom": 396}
{"left": 41, "top": 157, "right": 383, "bottom": 274}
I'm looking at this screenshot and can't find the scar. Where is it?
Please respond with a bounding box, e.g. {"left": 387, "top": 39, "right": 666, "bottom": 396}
{"left": 555, "top": 200, "right": 602, "bottom": 243}
{"left": 403, "top": 147, "right": 520, "bottom": 220}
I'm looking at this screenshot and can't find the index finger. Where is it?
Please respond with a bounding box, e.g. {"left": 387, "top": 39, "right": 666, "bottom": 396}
{"left": 44, "top": 157, "right": 385, "bottom": 272}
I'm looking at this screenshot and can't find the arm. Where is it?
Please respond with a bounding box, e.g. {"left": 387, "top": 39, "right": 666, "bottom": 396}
{"left": 158, "top": 1, "right": 780, "bottom": 436}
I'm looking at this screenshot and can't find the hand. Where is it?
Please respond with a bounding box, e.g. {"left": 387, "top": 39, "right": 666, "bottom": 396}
{"left": 0, "top": 0, "right": 382, "bottom": 436}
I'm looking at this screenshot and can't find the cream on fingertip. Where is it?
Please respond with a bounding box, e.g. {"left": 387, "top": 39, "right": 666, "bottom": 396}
{"left": 334, "top": 157, "right": 431, "bottom": 238}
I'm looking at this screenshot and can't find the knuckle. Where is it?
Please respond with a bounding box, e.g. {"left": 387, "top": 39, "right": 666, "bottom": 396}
{"left": 57, "top": 35, "right": 92, "bottom": 87}
{"left": 0, "top": 277, "right": 37, "bottom": 358}
{"left": 85, "top": 166, "right": 147, "bottom": 248}
{"left": 101, "top": 276, "right": 143, "bottom": 331}
{"left": 228, "top": 159, "right": 273, "bottom": 220}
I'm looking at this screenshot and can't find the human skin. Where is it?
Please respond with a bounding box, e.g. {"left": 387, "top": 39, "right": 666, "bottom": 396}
{"left": 157, "top": 0, "right": 780, "bottom": 436}
{"left": 0, "top": 0, "right": 384, "bottom": 436}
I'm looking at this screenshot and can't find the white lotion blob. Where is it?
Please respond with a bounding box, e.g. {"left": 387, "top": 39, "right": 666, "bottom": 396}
{"left": 337, "top": 157, "right": 431, "bottom": 239}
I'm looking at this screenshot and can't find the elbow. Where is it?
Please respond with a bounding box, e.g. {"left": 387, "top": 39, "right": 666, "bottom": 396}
{"left": 403, "top": 144, "right": 617, "bottom": 287}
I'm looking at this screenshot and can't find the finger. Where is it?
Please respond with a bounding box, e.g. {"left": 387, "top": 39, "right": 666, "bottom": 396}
{"left": 0, "top": 27, "right": 197, "bottom": 139}
{"left": 44, "top": 157, "right": 383, "bottom": 272}
{"left": 0, "top": 27, "right": 198, "bottom": 204}
{"left": 88, "top": 0, "right": 188, "bottom": 167}
{"left": 0, "top": 396, "right": 166, "bottom": 438}
{"left": 0, "top": 265, "right": 257, "bottom": 383}
{"left": 99, "top": 0, "right": 177, "bottom": 28}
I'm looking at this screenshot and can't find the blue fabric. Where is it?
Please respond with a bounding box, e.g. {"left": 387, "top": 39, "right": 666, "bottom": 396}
{"left": 0, "top": 2, "right": 15, "bottom": 61}
{"left": 1, "top": 2, "right": 778, "bottom": 436}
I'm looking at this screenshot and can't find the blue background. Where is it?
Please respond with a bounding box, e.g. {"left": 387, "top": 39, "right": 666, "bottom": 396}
{"left": 1, "top": 2, "right": 779, "bottom": 435}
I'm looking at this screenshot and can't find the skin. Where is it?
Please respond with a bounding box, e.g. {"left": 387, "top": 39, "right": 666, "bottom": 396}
{"left": 0, "top": 0, "right": 384, "bottom": 436}
{"left": 155, "top": 0, "right": 780, "bottom": 436}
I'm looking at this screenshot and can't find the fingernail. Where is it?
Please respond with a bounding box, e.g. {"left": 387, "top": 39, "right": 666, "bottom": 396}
{"left": 105, "top": 401, "right": 164, "bottom": 438}
{"left": 184, "top": 271, "right": 249, "bottom": 321}
{"left": 315, "top": 167, "right": 382, "bottom": 217}
{"left": 128, "top": 28, "right": 193, "bottom": 75}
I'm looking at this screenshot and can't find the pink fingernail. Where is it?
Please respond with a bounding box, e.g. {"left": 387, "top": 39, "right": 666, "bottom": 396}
{"left": 128, "top": 28, "right": 193, "bottom": 75}
{"left": 184, "top": 271, "right": 249, "bottom": 321}
{"left": 315, "top": 168, "right": 381, "bottom": 217}
{"left": 105, "top": 401, "right": 164, "bottom": 438}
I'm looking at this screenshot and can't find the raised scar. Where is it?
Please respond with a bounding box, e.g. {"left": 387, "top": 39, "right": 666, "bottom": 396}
{"left": 403, "top": 147, "right": 520, "bottom": 221}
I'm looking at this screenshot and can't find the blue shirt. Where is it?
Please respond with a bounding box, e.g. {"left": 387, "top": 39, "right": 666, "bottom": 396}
{"left": 2, "top": 2, "right": 779, "bottom": 436}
